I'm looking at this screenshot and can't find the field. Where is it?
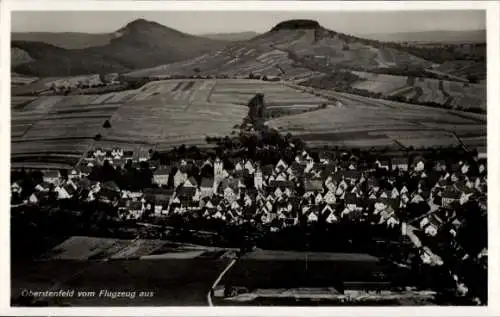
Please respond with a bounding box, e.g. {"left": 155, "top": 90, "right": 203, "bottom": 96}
{"left": 267, "top": 89, "right": 486, "bottom": 150}
{"left": 220, "top": 250, "right": 406, "bottom": 293}
{"left": 12, "top": 79, "right": 337, "bottom": 168}
{"left": 210, "top": 80, "right": 328, "bottom": 106}
{"left": 350, "top": 71, "right": 485, "bottom": 110}
{"left": 11, "top": 78, "right": 486, "bottom": 168}
{"left": 11, "top": 94, "right": 121, "bottom": 168}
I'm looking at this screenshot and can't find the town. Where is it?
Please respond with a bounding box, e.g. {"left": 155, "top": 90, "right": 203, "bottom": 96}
{"left": 11, "top": 112, "right": 488, "bottom": 305}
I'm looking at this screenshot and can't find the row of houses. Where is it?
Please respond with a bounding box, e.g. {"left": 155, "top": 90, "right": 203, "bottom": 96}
{"left": 13, "top": 149, "right": 486, "bottom": 233}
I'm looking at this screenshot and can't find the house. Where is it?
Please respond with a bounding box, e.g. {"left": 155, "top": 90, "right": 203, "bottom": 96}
{"left": 143, "top": 188, "right": 173, "bottom": 206}
{"left": 55, "top": 184, "right": 76, "bottom": 200}
{"left": 200, "top": 177, "right": 215, "bottom": 198}
{"left": 219, "top": 178, "right": 239, "bottom": 203}
{"left": 43, "top": 170, "right": 61, "bottom": 185}
{"left": 128, "top": 201, "right": 144, "bottom": 220}
{"left": 376, "top": 158, "right": 390, "bottom": 170}
{"left": 413, "top": 157, "right": 425, "bottom": 172}
{"left": 423, "top": 220, "right": 439, "bottom": 237}
{"left": 11, "top": 182, "right": 22, "bottom": 194}
{"left": 254, "top": 168, "right": 264, "bottom": 191}
{"left": 184, "top": 176, "right": 198, "bottom": 188}
{"left": 28, "top": 192, "right": 48, "bottom": 204}
{"left": 323, "top": 190, "right": 336, "bottom": 204}
{"left": 342, "top": 170, "right": 361, "bottom": 185}
{"left": 98, "top": 188, "right": 120, "bottom": 204}
{"left": 111, "top": 147, "right": 124, "bottom": 158}
{"left": 306, "top": 208, "right": 319, "bottom": 223}
{"left": 344, "top": 193, "right": 363, "bottom": 211}
{"left": 391, "top": 157, "right": 409, "bottom": 171}
{"left": 135, "top": 148, "right": 151, "bottom": 162}
{"left": 102, "top": 181, "right": 120, "bottom": 192}
{"left": 177, "top": 186, "right": 197, "bottom": 203}
{"left": 321, "top": 204, "right": 338, "bottom": 223}
{"left": 153, "top": 166, "right": 171, "bottom": 186}
{"left": 93, "top": 148, "right": 106, "bottom": 158}
{"left": 441, "top": 188, "right": 462, "bottom": 207}
{"left": 68, "top": 168, "right": 82, "bottom": 180}
{"left": 304, "top": 178, "right": 323, "bottom": 192}
{"left": 173, "top": 169, "right": 188, "bottom": 188}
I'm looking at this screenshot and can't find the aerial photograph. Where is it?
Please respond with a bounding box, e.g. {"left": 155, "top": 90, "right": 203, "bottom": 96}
{"left": 10, "top": 9, "right": 487, "bottom": 306}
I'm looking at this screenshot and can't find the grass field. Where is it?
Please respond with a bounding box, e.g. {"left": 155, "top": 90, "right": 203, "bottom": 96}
{"left": 267, "top": 89, "right": 486, "bottom": 150}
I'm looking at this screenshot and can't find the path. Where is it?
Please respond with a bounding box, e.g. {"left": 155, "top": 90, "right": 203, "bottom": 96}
{"left": 207, "top": 258, "right": 237, "bottom": 306}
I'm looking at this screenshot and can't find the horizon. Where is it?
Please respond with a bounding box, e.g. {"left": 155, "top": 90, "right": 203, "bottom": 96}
{"left": 11, "top": 10, "right": 485, "bottom": 36}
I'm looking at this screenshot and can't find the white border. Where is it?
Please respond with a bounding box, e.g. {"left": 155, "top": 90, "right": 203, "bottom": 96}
{"left": 1, "top": 1, "right": 499, "bottom": 316}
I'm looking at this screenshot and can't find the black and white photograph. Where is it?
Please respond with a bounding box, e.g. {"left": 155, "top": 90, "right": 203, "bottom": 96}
{"left": 3, "top": 1, "right": 498, "bottom": 313}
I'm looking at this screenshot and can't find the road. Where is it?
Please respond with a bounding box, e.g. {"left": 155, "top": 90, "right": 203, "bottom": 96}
{"left": 207, "top": 258, "right": 237, "bottom": 306}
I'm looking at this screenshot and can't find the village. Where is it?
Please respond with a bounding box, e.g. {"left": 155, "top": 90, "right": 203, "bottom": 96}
{"left": 10, "top": 89, "right": 488, "bottom": 304}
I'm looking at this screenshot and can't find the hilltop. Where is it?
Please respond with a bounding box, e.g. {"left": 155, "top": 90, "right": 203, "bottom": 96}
{"left": 11, "top": 19, "right": 227, "bottom": 77}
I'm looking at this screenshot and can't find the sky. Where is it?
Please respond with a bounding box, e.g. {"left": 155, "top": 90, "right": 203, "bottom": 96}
{"left": 11, "top": 10, "right": 486, "bottom": 35}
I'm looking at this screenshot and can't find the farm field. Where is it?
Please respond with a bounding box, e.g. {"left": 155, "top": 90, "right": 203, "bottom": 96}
{"left": 210, "top": 79, "right": 328, "bottom": 106}
{"left": 220, "top": 250, "right": 405, "bottom": 293}
{"left": 11, "top": 94, "right": 121, "bottom": 167}
{"left": 267, "top": 90, "right": 486, "bottom": 150}
{"left": 349, "top": 71, "right": 485, "bottom": 110}
{"left": 11, "top": 79, "right": 256, "bottom": 167}
{"left": 40, "top": 236, "right": 230, "bottom": 261}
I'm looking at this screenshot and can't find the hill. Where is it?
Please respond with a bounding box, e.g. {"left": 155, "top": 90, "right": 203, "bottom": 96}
{"left": 360, "top": 30, "right": 486, "bottom": 44}
{"left": 11, "top": 32, "right": 112, "bottom": 49}
{"left": 126, "top": 19, "right": 435, "bottom": 79}
{"left": 11, "top": 41, "right": 129, "bottom": 77}
{"left": 201, "top": 31, "right": 260, "bottom": 42}
{"left": 12, "top": 19, "right": 227, "bottom": 77}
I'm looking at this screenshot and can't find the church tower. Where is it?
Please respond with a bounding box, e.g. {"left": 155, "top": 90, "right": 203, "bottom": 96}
{"left": 254, "top": 166, "right": 263, "bottom": 191}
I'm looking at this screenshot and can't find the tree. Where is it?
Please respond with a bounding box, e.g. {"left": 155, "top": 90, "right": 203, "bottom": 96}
{"left": 102, "top": 120, "right": 111, "bottom": 129}
{"left": 94, "top": 134, "right": 102, "bottom": 141}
